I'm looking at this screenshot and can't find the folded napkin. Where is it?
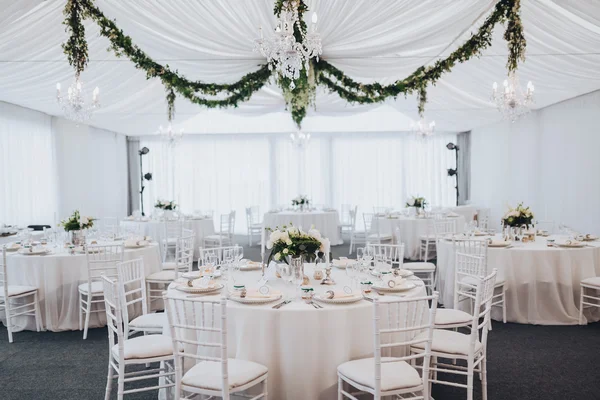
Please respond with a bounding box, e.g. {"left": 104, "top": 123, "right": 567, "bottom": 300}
{"left": 246, "top": 261, "right": 262, "bottom": 267}
{"left": 230, "top": 288, "right": 281, "bottom": 299}
{"left": 488, "top": 240, "right": 510, "bottom": 246}
{"left": 323, "top": 289, "right": 355, "bottom": 299}
{"left": 124, "top": 239, "right": 148, "bottom": 247}
{"left": 385, "top": 277, "right": 407, "bottom": 288}
{"left": 447, "top": 212, "right": 460, "bottom": 217}
{"left": 558, "top": 239, "right": 582, "bottom": 246}
{"left": 9, "top": 243, "right": 21, "bottom": 250}
{"left": 192, "top": 279, "right": 218, "bottom": 289}
{"left": 125, "top": 215, "right": 135, "bottom": 221}
{"left": 333, "top": 258, "right": 351, "bottom": 267}
{"left": 141, "top": 216, "right": 150, "bottom": 222}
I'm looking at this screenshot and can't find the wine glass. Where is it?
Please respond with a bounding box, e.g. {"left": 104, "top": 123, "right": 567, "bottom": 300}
{"left": 346, "top": 262, "right": 358, "bottom": 289}
{"left": 356, "top": 247, "right": 365, "bottom": 261}
{"left": 292, "top": 263, "right": 304, "bottom": 301}
{"left": 278, "top": 263, "right": 294, "bottom": 300}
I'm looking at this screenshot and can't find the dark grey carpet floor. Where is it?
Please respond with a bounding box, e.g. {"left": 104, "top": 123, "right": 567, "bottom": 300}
{"left": 2, "top": 236, "right": 600, "bottom": 400}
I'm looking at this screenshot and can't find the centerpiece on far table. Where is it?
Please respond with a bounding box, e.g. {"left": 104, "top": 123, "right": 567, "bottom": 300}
{"left": 292, "top": 195, "right": 310, "bottom": 211}
{"left": 406, "top": 196, "right": 427, "bottom": 216}
{"left": 266, "top": 224, "right": 329, "bottom": 285}
{"left": 155, "top": 200, "right": 177, "bottom": 219}
{"left": 502, "top": 203, "right": 534, "bottom": 227}
{"left": 60, "top": 210, "right": 96, "bottom": 246}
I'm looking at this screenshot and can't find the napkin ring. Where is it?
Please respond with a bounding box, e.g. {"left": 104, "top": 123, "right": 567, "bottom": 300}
{"left": 343, "top": 286, "right": 353, "bottom": 294}
{"left": 259, "top": 286, "right": 270, "bottom": 295}
{"left": 387, "top": 280, "right": 396, "bottom": 288}
{"left": 187, "top": 279, "right": 194, "bottom": 288}
{"left": 325, "top": 290, "right": 335, "bottom": 299}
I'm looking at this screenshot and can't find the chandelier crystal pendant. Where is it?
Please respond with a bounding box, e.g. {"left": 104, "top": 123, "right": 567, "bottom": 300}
{"left": 157, "top": 124, "right": 184, "bottom": 147}
{"left": 56, "top": 76, "right": 100, "bottom": 124}
{"left": 253, "top": 1, "right": 322, "bottom": 88}
{"left": 411, "top": 117, "right": 436, "bottom": 138}
{"left": 290, "top": 131, "right": 310, "bottom": 149}
{"left": 492, "top": 72, "right": 534, "bottom": 122}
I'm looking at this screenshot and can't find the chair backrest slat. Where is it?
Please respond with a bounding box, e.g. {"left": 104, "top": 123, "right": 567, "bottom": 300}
{"left": 366, "top": 243, "right": 404, "bottom": 268}
{"left": 116, "top": 258, "right": 148, "bottom": 332}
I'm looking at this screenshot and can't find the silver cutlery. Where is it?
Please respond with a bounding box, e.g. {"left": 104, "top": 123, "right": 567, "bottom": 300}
{"left": 310, "top": 301, "right": 323, "bottom": 309}
{"left": 272, "top": 300, "right": 291, "bottom": 309}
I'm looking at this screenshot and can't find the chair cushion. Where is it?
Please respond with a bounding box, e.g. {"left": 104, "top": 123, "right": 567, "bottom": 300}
{"left": 162, "top": 261, "right": 176, "bottom": 270}
{"left": 434, "top": 309, "right": 473, "bottom": 327}
{"left": 461, "top": 275, "right": 505, "bottom": 289}
{"left": 403, "top": 262, "right": 436, "bottom": 271}
{"left": 337, "top": 357, "right": 422, "bottom": 392}
{"left": 582, "top": 276, "right": 600, "bottom": 287}
{"left": 181, "top": 359, "right": 268, "bottom": 391}
{"left": 78, "top": 281, "right": 104, "bottom": 294}
{"left": 419, "top": 234, "right": 437, "bottom": 240}
{"left": 146, "top": 270, "right": 177, "bottom": 281}
{"left": 412, "top": 329, "right": 482, "bottom": 356}
{"left": 111, "top": 334, "right": 173, "bottom": 360}
{"left": 367, "top": 234, "right": 392, "bottom": 240}
{"left": 204, "top": 234, "right": 228, "bottom": 240}
{"left": 249, "top": 223, "right": 262, "bottom": 229}
{"left": 0, "top": 285, "right": 38, "bottom": 297}
{"left": 130, "top": 312, "right": 167, "bottom": 329}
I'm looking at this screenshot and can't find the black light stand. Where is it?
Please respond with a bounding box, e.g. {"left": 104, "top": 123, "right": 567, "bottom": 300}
{"left": 138, "top": 147, "right": 152, "bottom": 216}
{"left": 446, "top": 142, "right": 460, "bottom": 206}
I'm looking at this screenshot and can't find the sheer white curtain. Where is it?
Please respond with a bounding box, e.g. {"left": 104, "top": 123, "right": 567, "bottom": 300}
{"left": 331, "top": 132, "right": 457, "bottom": 217}
{"left": 140, "top": 135, "right": 271, "bottom": 233}
{"left": 0, "top": 102, "right": 58, "bottom": 226}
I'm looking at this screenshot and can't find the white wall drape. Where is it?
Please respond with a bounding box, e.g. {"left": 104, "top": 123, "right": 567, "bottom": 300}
{"left": 139, "top": 132, "right": 457, "bottom": 233}
{"left": 470, "top": 90, "right": 600, "bottom": 234}
{"left": 0, "top": 101, "right": 128, "bottom": 226}
{"left": 0, "top": 102, "right": 58, "bottom": 226}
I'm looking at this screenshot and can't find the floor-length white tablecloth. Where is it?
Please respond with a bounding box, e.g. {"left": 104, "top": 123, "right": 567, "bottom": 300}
{"left": 2, "top": 243, "right": 162, "bottom": 332}
{"left": 160, "top": 265, "right": 426, "bottom": 400}
{"left": 120, "top": 218, "right": 214, "bottom": 259}
{"left": 378, "top": 215, "right": 466, "bottom": 260}
{"left": 262, "top": 211, "right": 343, "bottom": 245}
{"left": 437, "top": 236, "right": 600, "bottom": 325}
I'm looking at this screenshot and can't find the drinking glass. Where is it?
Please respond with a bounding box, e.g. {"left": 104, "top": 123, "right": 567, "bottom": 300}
{"left": 292, "top": 263, "right": 304, "bottom": 300}
{"left": 346, "top": 262, "right": 358, "bottom": 289}
{"left": 356, "top": 247, "right": 365, "bottom": 261}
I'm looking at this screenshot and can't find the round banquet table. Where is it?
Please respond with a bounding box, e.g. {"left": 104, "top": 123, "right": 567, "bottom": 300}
{"left": 2, "top": 242, "right": 161, "bottom": 332}
{"left": 160, "top": 265, "right": 426, "bottom": 400}
{"left": 120, "top": 218, "right": 215, "bottom": 259}
{"left": 437, "top": 235, "right": 600, "bottom": 325}
{"left": 377, "top": 215, "right": 466, "bottom": 260}
{"left": 262, "top": 211, "right": 343, "bottom": 245}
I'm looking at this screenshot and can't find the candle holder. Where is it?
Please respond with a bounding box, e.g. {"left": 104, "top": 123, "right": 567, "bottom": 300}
{"left": 321, "top": 266, "right": 335, "bottom": 285}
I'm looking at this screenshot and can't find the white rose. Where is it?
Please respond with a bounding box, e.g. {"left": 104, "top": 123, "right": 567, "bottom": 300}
{"left": 81, "top": 216, "right": 89, "bottom": 225}
{"left": 283, "top": 248, "right": 289, "bottom": 254}
{"left": 270, "top": 230, "right": 282, "bottom": 243}
{"left": 308, "top": 228, "right": 322, "bottom": 240}
{"left": 274, "top": 252, "right": 281, "bottom": 261}
{"left": 281, "top": 232, "right": 290, "bottom": 242}
{"left": 286, "top": 239, "right": 292, "bottom": 245}
{"left": 319, "top": 237, "right": 330, "bottom": 253}
{"left": 266, "top": 240, "right": 273, "bottom": 249}
{"left": 287, "top": 226, "right": 298, "bottom": 235}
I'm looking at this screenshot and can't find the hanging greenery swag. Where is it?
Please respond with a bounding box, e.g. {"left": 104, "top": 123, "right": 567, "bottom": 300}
{"left": 61, "top": 0, "right": 526, "bottom": 127}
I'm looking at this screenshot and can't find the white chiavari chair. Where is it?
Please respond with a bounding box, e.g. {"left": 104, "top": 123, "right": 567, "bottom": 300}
{"left": 372, "top": 206, "right": 389, "bottom": 215}
{"left": 102, "top": 276, "right": 175, "bottom": 400}
{"left": 245, "top": 206, "right": 262, "bottom": 246}
{"left": 397, "top": 228, "right": 436, "bottom": 295}
{"left": 337, "top": 292, "right": 439, "bottom": 400}
{"left": 477, "top": 208, "right": 491, "bottom": 230}
{"left": 204, "top": 211, "right": 235, "bottom": 248}
{"left": 339, "top": 204, "right": 356, "bottom": 240}
{"left": 536, "top": 220, "right": 556, "bottom": 234}
{"left": 579, "top": 276, "right": 600, "bottom": 324}
{"left": 366, "top": 243, "right": 405, "bottom": 269}
{"left": 419, "top": 217, "right": 456, "bottom": 262}
{"left": 79, "top": 243, "right": 124, "bottom": 340}
{"left": 364, "top": 213, "right": 392, "bottom": 246}
{"left": 164, "top": 295, "right": 269, "bottom": 399}
{"left": 348, "top": 208, "right": 366, "bottom": 255}
{"left": 411, "top": 270, "right": 497, "bottom": 400}
{"left": 116, "top": 258, "right": 166, "bottom": 338}
{"left": 146, "top": 234, "right": 195, "bottom": 311}
{"left": 161, "top": 220, "right": 184, "bottom": 262}
{"left": 0, "top": 246, "right": 42, "bottom": 343}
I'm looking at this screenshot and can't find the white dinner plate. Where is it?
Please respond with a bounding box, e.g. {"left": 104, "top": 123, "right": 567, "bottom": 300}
{"left": 4, "top": 245, "right": 21, "bottom": 252}
{"left": 372, "top": 282, "right": 416, "bottom": 293}
{"left": 240, "top": 262, "right": 263, "bottom": 271}
{"left": 313, "top": 293, "right": 363, "bottom": 304}
{"left": 182, "top": 270, "right": 222, "bottom": 279}
{"left": 557, "top": 243, "right": 585, "bottom": 248}
{"left": 18, "top": 248, "right": 49, "bottom": 255}
{"left": 582, "top": 236, "right": 599, "bottom": 242}
{"left": 174, "top": 283, "right": 223, "bottom": 294}
{"left": 124, "top": 244, "right": 148, "bottom": 249}
{"left": 228, "top": 294, "right": 282, "bottom": 304}
{"left": 487, "top": 241, "right": 512, "bottom": 248}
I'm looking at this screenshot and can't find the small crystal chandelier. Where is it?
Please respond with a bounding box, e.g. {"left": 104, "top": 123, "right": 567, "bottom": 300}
{"left": 56, "top": 76, "right": 99, "bottom": 124}
{"left": 411, "top": 117, "right": 436, "bottom": 138}
{"left": 157, "top": 124, "right": 183, "bottom": 147}
{"left": 492, "top": 72, "right": 534, "bottom": 122}
{"left": 253, "top": 0, "right": 322, "bottom": 88}
{"left": 290, "top": 131, "right": 310, "bottom": 149}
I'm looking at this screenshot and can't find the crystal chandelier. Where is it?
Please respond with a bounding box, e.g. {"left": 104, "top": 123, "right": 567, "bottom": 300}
{"left": 492, "top": 72, "right": 534, "bottom": 122}
{"left": 253, "top": 1, "right": 322, "bottom": 88}
{"left": 290, "top": 131, "right": 310, "bottom": 149}
{"left": 56, "top": 76, "right": 100, "bottom": 124}
{"left": 411, "top": 117, "right": 436, "bottom": 138}
{"left": 157, "top": 124, "right": 184, "bottom": 147}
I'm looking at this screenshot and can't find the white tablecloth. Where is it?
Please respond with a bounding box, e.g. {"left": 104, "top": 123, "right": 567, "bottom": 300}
{"left": 161, "top": 265, "right": 426, "bottom": 400}
{"left": 437, "top": 236, "right": 600, "bottom": 325}
{"left": 2, "top": 243, "right": 162, "bottom": 332}
{"left": 262, "top": 211, "right": 343, "bottom": 246}
{"left": 378, "top": 216, "right": 466, "bottom": 260}
{"left": 120, "top": 218, "right": 215, "bottom": 260}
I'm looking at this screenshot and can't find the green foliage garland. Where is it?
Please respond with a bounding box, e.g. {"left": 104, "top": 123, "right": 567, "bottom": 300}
{"left": 61, "top": 0, "right": 526, "bottom": 127}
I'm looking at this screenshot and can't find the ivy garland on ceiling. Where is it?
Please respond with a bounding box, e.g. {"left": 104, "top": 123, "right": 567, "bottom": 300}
{"left": 61, "top": 0, "right": 526, "bottom": 128}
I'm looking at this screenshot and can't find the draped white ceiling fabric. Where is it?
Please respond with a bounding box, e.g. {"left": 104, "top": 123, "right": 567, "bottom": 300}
{"left": 1, "top": 0, "right": 600, "bottom": 135}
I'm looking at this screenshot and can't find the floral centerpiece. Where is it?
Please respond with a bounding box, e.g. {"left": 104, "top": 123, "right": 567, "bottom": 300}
{"left": 292, "top": 195, "right": 309, "bottom": 208}
{"left": 60, "top": 210, "right": 95, "bottom": 246}
{"left": 406, "top": 196, "right": 427, "bottom": 209}
{"left": 266, "top": 224, "right": 329, "bottom": 264}
{"left": 155, "top": 200, "right": 177, "bottom": 210}
{"left": 502, "top": 203, "right": 534, "bottom": 228}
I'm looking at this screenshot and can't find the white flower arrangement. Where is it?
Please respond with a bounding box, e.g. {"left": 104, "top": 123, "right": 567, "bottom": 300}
{"left": 266, "top": 224, "right": 329, "bottom": 264}
{"left": 292, "top": 195, "right": 310, "bottom": 206}
{"left": 155, "top": 199, "right": 177, "bottom": 210}
{"left": 406, "top": 196, "right": 427, "bottom": 209}
{"left": 60, "top": 210, "right": 95, "bottom": 231}
{"left": 502, "top": 203, "right": 534, "bottom": 227}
